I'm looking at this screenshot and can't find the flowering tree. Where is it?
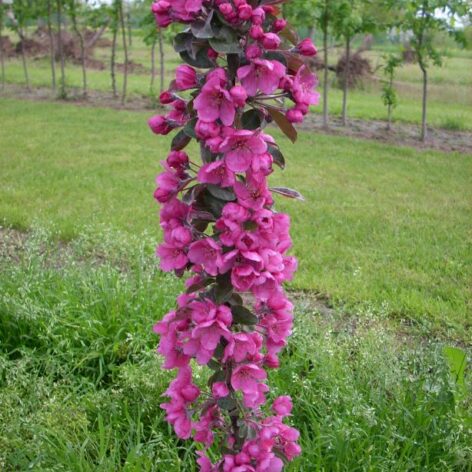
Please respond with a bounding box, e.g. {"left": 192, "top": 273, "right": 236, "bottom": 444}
{"left": 148, "top": 0, "right": 318, "bottom": 469}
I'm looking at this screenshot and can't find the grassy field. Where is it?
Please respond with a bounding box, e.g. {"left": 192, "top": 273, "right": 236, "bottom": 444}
{"left": 1, "top": 228, "right": 471, "bottom": 471}
{"left": 0, "top": 95, "right": 471, "bottom": 470}
{"left": 1, "top": 98, "right": 471, "bottom": 339}
{"left": 2, "top": 31, "right": 472, "bottom": 130}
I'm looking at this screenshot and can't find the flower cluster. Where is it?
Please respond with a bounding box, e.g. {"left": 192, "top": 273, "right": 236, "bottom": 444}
{"left": 149, "top": 0, "right": 318, "bottom": 469}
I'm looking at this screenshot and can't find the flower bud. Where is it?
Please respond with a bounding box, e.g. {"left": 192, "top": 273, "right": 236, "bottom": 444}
{"left": 207, "top": 48, "right": 218, "bottom": 60}
{"left": 246, "top": 44, "right": 262, "bottom": 59}
{"left": 195, "top": 120, "right": 220, "bottom": 139}
{"left": 296, "top": 38, "right": 317, "bottom": 56}
{"left": 262, "top": 33, "right": 281, "bottom": 50}
{"left": 175, "top": 65, "right": 197, "bottom": 90}
{"left": 148, "top": 115, "right": 173, "bottom": 135}
{"left": 238, "top": 4, "right": 253, "bottom": 20}
{"left": 286, "top": 108, "right": 304, "bottom": 123}
{"left": 249, "top": 25, "right": 264, "bottom": 40}
{"left": 273, "top": 18, "right": 287, "bottom": 33}
{"left": 218, "top": 2, "right": 233, "bottom": 17}
{"left": 251, "top": 7, "right": 265, "bottom": 25}
{"left": 230, "top": 85, "right": 247, "bottom": 107}
{"left": 159, "top": 90, "right": 175, "bottom": 105}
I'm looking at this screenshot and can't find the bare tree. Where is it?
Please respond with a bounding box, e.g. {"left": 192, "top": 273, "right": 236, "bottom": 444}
{"left": 56, "top": 0, "right": 66, "bottom": 98}
{"left": 118, "top": 0, "right": 128, "bottom": 105}
{"left": 0, "top": 1, "right": 6, "bottom": 90}
{"left": 46, "top": 0, "right": 56, "bottom": 91}
{"left": 68, "top": 0, "right": 87, "bottom": 97}
{"left": 110, "top": 1, "right": 119, "bottom": 98}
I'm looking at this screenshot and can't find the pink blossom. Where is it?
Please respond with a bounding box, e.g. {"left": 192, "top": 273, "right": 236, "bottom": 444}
{"left": 237, "top": 59, "right": 286, "bottom": 96}
{"left": 292, "top": 65, "right": 320, "bottom": 106}
{"left": 229, "top": 85, "right": 248, "bottom": 107}
{"left": 296, "top": 38, "right": 317, "bottom": 56}
{"left": 234, "top": 175, "right": 271, "bottom": 210}
{"left": 194, "top": 78, "right": 236, "bottom": 126}
{"left": 156, "top": 242, "right": 188, "bottom": 271}
{"left": 148, "top": 115, "right": 173, "bottom": 135}
{"left": 286, "top": 108, "right": 304, "bottom": 123}
{"left": 212, "top": 381, "right": 229, "bottom": 398}
{"left": 262, "top": 33, "right": 281, "bottom": 50}
{"left": 197, "top": 160, "right": 235, "bottom": 188}
{"left": 219, "top": 130, "right": 267, "bottom": 173}
{"left": 223, "top": 332, "right": 262, "bottom": 362}
{"left": 231, "top": 364, "right": 267, "bottom": 394}
{"left": 272, "top": 396, "right": 293, "bottom": 416}
{"left": 188, "top": 238, "right": 222, "bottom": 276}
{"left": 175, "top": 65, "right": 197, "bottom": 90}
{"left": 272, "top": 18, "right": 287, "bottom": 32}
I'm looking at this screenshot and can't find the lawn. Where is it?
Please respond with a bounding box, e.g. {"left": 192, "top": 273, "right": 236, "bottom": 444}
{"left": 2, "top": 31, "right": 472, "bottom": 130}
{"left": 1, "top": 228, "right": 471, "bottom": 471}
{"left": 0, "top": 96, "right": 471, "bottom": 470}
{"left": 0, "top": 98, "right": 471, "bottom": 340}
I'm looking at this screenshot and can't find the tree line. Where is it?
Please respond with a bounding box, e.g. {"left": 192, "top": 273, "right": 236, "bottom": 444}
{"left": 0, "top": 0, "right": 470, "bottom": 141}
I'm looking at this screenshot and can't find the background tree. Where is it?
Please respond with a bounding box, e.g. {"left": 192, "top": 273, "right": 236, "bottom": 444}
{"left": 118, "top": 0, "right": 128, "bottom": 105}
{"left": 141, "top": 0, "right": 165, "bottom": 97}
{"left": 332, "top": 0, "right": 376, "bottom": 125}
{"left": 10, "top": 0, "right": 31, "bottom": 90}
{"left": 55, "top": 0, "right": 66, "bottom": 98}
{"left": 381, "top": 53, "right": 402, "bottom": 129}
{"left": 110, "top": 0, "right": 119, "bottom": 98}
{"left": 67, "top": 0, "right": 87, "bottom": 97}
{"left": 0, "top": 0, "right": 7, "bottom": 90}
{"left": 285, "top": 0, "right": 339, "bottom": 128}
{"left": 398, "top": 0, "right": 469, "bottom": 141}
{"left": 46, "top": 0, "right": 56, "bottom": 91}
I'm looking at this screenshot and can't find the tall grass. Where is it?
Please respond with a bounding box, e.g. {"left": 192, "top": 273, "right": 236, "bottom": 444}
{"left": 1, "top": 228, "right": 470, "bottom": 471}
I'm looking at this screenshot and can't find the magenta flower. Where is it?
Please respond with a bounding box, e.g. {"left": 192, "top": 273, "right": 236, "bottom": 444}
{"left": 272, "top": 396, "right": 293, "bottom": 416}
{"left": 296, "top": 38, "right": 317, "bottom": 56}
{"left": 194, "top": 77, "right": 237, "bottom": 126}
{"left": 212, "top": 381, "right": 229, "bottom": 398}
{"left": 149, "top": 0, "right": 316, "bottom": 465}
{"left": 237, "top": 59, "right": 286, "bottom": 96}
{"left": 148, "top": 115, "right": 173, "bottom": 135}
{"left": 187, "top": 238, "right": 222, "bottom": 276}
{"left": 231, "top": 363, "right": 267, "bottom": 394}
{"left": 197, "top": 160, "right": 235, "bottom": 188}
{"left": 234, "top": 175, "right": 271, "bottom": 210}
{"left": 156, "top": 242, "right": 188, "bottom": 272}
{"left": 219, "top": 130, "right": 267, "bottom": 173}
{"left": 292, "top": 65, "right": 320, "bottom": 106}
{"left": 175, "top": 64, "right": 197, "bottom": 90}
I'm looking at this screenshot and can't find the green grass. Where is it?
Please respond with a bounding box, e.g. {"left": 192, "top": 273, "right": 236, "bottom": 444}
{"left": 1, "top": 228, "right": 470, "bottom": 471}
{"left": 2, "top": 33, "right": 472, "bottom": 129}
{"left": 0, "top": 98, "right": 471, "bottom": 340}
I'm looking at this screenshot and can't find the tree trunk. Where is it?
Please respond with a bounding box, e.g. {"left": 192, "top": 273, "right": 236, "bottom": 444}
{"left": 387, "top": 104, "right": 392, "bottom": 131}
{"left": 70, "top": 2, "right": 87, "bottom": 98}
{"left": 420, "top": 63, "right": 427, "bottom": 142}
{"left": 341, "top": 35, "right": 350, "bottom": 126}
{"left": 46, "top": 0, "right": 56, "bottom": 91}
{"left": 150, "top": 37, "right": 156, "bottom": 92}
{"left": 158, "top": 27, "right": 164, "bottom": 93}
{"left": 85, "top": 22, "right": 109, "bottom": 49}
{"left": 119, "top": 1, "right": 128, "bottom": 105}
{"left": 56, "top": 0, "right": 66, "bottom": 98}
{"left": 322, "top": 22, "right": 328, "bottom": 129}
{"left": 126, "top": 3, "right": 132, "bottom": 47}
{"left": 0, "top": 16, "right": 5, "bottom": 90}
{"left": 19, "top": 27, "right": 30, "bottom": 90}
{"left": 111, "top": 23, "right": 118, "bottom": 98}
